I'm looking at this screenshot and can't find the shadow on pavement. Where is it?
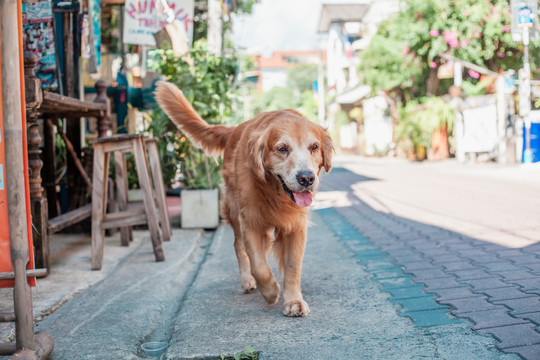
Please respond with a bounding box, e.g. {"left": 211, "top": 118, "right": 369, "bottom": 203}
{"left": 317, "top": 167, "right": 540, "bottom": 360}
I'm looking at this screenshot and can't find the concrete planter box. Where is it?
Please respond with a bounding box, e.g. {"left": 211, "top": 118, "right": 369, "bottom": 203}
{"left": 181, "top": 189, "right": 219, "bottom": 229}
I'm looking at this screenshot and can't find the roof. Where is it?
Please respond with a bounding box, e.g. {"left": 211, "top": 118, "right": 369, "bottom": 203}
{"left": 317, "top": 4, "right": 370, "bottom": 33}
{"left": 255, "top": 50, "right": 327, "bottom": 70}
{"left": 335, "top": 85, "right": 371, "bottom": 104}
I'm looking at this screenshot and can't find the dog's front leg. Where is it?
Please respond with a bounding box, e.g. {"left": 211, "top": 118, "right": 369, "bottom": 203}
{"left": 243, "top": 227, "right": 280, "bottom": 305}
{"left": 281, "top": 228, "right": 310, "bottom": 317}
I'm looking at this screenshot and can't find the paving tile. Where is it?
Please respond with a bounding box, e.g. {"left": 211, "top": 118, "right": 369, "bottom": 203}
{"left": 401, "top": 261, "right": 436, "bottom": 271}
{"left": 509, "top": 255, "right": 540, "bottom": 265}
{"left": 480, "top": 262, "right": 523, "bottom": 272}
{"left": 497, "top": 270, "right": 538, "bottom": 281}
{"left": 362, "top": 258, "right": 396, "bottom": 271}
{"left": 456, "top": 308, "right": 528, "bottom": 330}
{"left": 391, "top": 253, "right": 427, "bottom": 264}
{"left": 370, "top": 267, "right": 406, "bottom": 280}
{"left": 477, "top": 323, "right": 540, "bottom": 349}
{"left": 419, "top": 248, "right": 453, "bottom": 257}
{"left": 385, "top": 285, "right": 427, "bottom": 300}
{"left": 401, "top": 309, "right": 463, "bottom": 327}
{"left": 496, "top": 249, "right": 527, "bottom": 258}
{"left": 432, "top": 255, "right": 467, "bottom": 264}
{"left": 516, "top": 311, "right": 540, "bottom": 326}
{"left": 523, "top": 263, "right": 540, "bottom": 274}
{"left": 440, "top": 261, "right": 477, "bottom": 271}
{"left": 509, "top": 278, "right": 540, "bottom": 290}
{"left": 478, "top": 286, "right": 536, "bottom": 301}
{"left": 462, "top": 277, "right": 509, "bottom": 290}
{"left": 504, "top": 344, "right": 540, "bottom": 360}
{"left": 377, "top": 276, "right": 418, "bottom": 290}
{"left": 422, "top": 276, "right": 463, "bottom": 291}
{"left": 397, "top": 295, "right": 448, "bottom": 312}
{"left": 439, "top": 295, "right": 504, "bottom": 314}
{"left": 396, "top": 294, "right": 450, "bottom": 312}
{"left": 492, "top": 297, "right": 540, "bottom": 315}
{"left": 429, "top": 286, "right": 476, "bottom": 301}
{"left": 405, "top": 268, "right": 449, "bottom": 281}
{"left": 467, "top": 254, "right": 502, "bottom": 264}
{"left": 451, "top": 269, "right": 492, "bottom": 281}
{"left": 445, "top": 243, "right": 478, "bottom": 251}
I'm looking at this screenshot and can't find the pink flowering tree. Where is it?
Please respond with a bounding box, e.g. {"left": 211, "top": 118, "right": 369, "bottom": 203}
{"left": 359, "top": 0, "right": 538, "bottom": 99}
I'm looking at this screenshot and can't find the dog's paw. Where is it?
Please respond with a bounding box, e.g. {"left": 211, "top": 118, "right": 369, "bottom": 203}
{"left": 260, "top": 281, "right": 280, "bottom": 305}
{"left": 241, "top": 275, "right": 257, "bottom": 293}
{"left": 283, "top": 299, "right": 310, "bottom": 317}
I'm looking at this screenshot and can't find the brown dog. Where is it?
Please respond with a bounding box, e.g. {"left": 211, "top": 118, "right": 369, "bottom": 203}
{"left": 155, "top": 81, "right": 333, "bottom": 316}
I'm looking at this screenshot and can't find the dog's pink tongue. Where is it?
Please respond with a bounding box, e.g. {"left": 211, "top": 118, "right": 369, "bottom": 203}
{"left": 293, "top": 191, "right": 313, "bottom": 207}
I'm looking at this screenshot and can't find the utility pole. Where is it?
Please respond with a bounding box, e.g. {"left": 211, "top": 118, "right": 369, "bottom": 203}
{"left": 520, "top": 8, "right": 533, "bottom": 163}
{"left": 207, "top": 0, "right": 223, "bottom": 56}
{"left": 317, "top": 52, "right": 326, "bottom": 127}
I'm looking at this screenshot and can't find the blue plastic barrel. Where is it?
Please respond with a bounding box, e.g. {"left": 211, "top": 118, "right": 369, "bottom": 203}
{"left": 523, "top": 122, "right": 540, "bottom": 163}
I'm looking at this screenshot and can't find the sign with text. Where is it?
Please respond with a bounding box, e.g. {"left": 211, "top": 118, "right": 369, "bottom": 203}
{"left": 510, "top": 0, "right": 539, "bottom": 42}
{"left": 22, "top": 1, "right": 60, "bottom": 91}
{"left": 123, "top": 0, "right": 194, "bottom": 46}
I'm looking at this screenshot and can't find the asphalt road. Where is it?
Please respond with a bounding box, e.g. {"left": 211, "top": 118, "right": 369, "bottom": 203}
{"left": 329, "top": 156, "right": 540, "bottom": 248}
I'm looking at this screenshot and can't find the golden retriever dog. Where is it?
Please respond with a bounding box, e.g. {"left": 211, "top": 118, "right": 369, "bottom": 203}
{"left": 155, "top": 82, "right": 333, "bottom": 317}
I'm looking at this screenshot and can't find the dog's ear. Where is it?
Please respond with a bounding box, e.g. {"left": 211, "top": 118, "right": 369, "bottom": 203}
{"left": 248, "top": 133, "right": 267, "bottom": 180}
{"left": 320, "top": 128, "right": 334, "bottom": 173}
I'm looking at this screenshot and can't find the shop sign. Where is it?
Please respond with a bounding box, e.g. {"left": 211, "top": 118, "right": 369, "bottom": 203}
{"left": 124, "top": 0, "right": 194, "bottom": 46}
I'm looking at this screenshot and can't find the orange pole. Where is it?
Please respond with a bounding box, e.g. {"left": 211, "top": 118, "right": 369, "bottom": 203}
{"left": 17, "top": 0, "right": 36, "bottom": 286}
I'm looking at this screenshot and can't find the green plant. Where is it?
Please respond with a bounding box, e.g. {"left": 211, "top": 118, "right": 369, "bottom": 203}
{"left": 147, "top": 40, "right": 237, "bottom": 189}
{"left": 220, "top": 345, "right": 258, "bottom": 360}
{"left": 359, "top": 0, "right": 540, "bottom": 99}
{"left": 396, "top": 97, "right": 454, "bottom": 158}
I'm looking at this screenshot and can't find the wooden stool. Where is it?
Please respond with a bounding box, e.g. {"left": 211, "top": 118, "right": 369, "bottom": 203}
{"left": 90, "top": 134, "right": 165, "bottom": 270}
{"left": 113, "top": 138, "right": 172, "bottom": 246}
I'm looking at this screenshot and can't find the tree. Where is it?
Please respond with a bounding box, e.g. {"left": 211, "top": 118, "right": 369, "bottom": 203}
{"left": 192, "top": 0, "right": 260, "bottom": 44}
{"left": 359, "top": 0, "right": 540, "bottom": 99}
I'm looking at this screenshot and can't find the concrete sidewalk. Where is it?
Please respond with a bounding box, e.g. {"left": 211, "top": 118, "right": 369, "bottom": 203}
{"left": 2, "top": 161, "right": 540, "bottom": 359}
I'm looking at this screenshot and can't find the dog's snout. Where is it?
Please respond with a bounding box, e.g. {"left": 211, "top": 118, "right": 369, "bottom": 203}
{"left": 296, "top": 170, "right": 315, "bottom": 188}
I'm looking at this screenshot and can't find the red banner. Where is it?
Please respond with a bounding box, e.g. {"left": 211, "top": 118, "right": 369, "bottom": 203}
{"left": 0, "top": 1, "right": 36, "bottom": 288}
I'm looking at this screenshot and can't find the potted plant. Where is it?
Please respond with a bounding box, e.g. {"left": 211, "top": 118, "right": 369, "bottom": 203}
{"left": 396, "top": 97, "right": 454, "bottom": 161}
{"left": 147, "top": 40, "right": 237, "bottom": 228}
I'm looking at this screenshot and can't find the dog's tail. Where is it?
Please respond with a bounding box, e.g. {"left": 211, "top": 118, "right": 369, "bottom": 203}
{"left": 154, "top": 81, "right": 233, "bottom": 157}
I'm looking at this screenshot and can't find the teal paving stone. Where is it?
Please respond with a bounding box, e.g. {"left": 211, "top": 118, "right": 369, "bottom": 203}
{"left": 397, "top": 295, "right": 448, "bottom": 312}
{"left": 385, "top": 285, "right": 427, "bottom": 300}
{"left": 347, "top": 244, "right": 378, "bottom": 252}
{"left": 370, "top": 267, "right": 407, "bottom": 280}
{"left": 351, "top": 249, "right": 385, "bottom": 258}
{"left": 363, "top": 258, "right": 397, "bottom": 271}
{"left": 378, "top": 276, "right": 418, "bottom": 290}
{"left": 401, "top": 308, "right": 463, "bottom": 327}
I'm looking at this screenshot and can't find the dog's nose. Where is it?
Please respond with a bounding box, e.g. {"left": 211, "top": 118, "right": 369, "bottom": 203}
{"left": 296, "top": 170, "right": 315, "bottom": 188}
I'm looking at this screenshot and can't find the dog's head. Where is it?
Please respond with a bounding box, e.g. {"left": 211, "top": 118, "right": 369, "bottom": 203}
{"left": 249, "top": 110, "right": 334, "bottom": 207}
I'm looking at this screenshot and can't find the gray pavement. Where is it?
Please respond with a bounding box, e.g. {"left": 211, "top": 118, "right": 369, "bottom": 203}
{"left": 1, "top": 156, "right": 539, "bottom": 359}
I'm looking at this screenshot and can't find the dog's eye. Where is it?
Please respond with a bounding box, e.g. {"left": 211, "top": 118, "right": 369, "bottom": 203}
{"left": 311, "top": 144, "right": 319, "bottom": 152}
{"left": 277, "top": 145, "right": 289, "bottom": 154}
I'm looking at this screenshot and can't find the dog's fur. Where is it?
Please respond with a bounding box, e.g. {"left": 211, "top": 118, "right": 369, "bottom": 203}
{"left": 155, "top": 81, "right": 333, "bottom": 316}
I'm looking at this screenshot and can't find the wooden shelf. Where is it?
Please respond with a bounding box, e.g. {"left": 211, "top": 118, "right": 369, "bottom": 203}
{"left": 38, "top": 91, "right": 107, "bottom": 118}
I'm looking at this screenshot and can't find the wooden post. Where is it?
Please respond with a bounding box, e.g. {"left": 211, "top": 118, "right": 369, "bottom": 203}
{"left": 0, "top": 0, "right": 35, "bottom": 351}
{"left": 94, "top": 80, "right": 111, "bottom": 138}
{"left": 24, "top": 53, "right": 50, "bottom": 272}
